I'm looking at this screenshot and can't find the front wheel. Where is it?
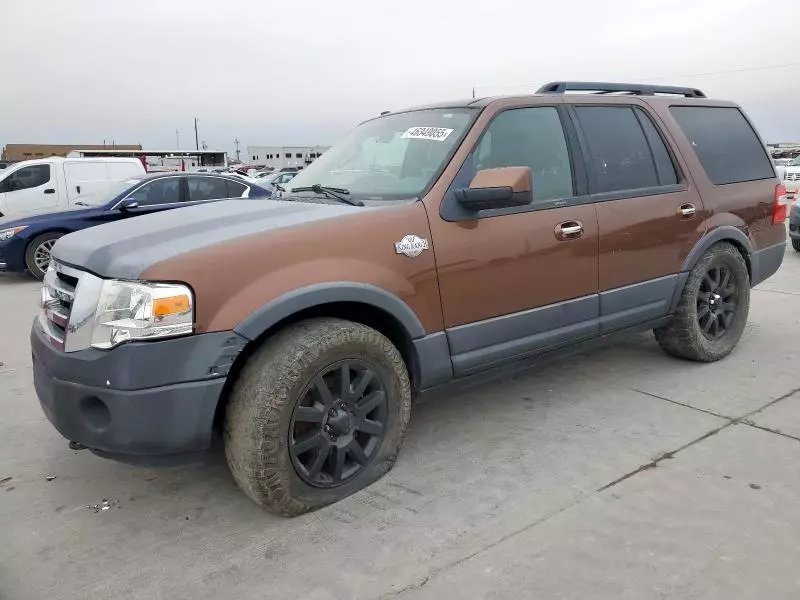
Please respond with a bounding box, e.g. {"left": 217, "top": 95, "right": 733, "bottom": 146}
{"left": 224, "top": 318, "right": 412, "bottom": 516}
{"left": 655, "top": 242, "right": 750, "bottom": 362}
{"left": 25, "top": 232, "right": 64, "bottom": 280}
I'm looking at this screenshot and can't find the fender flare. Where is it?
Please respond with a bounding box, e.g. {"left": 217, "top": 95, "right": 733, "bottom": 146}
{"left": 668, "top": 226, "right": 755, "bottom": 313}
{"left": 680, "top": 226, "right": 754, "bottom": 273}
{"left": 233, "top": 282, "right": 427, "bottom": 341}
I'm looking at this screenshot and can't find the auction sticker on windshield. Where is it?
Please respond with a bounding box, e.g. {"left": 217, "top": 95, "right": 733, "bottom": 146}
{"left": 401, "top": 127, "right": 454, "bottom": 142}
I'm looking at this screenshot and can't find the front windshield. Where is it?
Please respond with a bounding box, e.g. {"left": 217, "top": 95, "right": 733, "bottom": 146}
{"left": 285, "top": 108, "right": 475, "bottom": 201}
{"left": 79, "top": 178, "right": 143, "bottom": 206}
{"left": 790, "top": 157, "right": 800, "bottom": 166}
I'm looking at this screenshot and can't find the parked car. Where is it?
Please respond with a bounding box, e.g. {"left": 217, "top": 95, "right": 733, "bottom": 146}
{"left": 31, "top": 81, "right": 786, "bottom": 516}
{"left": 779, "top": 155, "right": 800, "bottom": 199}
{"left": 0, "top": 157, "right": 145, "bottom": 219}
{"left": 0, "top": 173, "right": 269, "bottom": 279}
{"left": 789, "top": 197, "right": 800, "bottom": 252}
{"left": 259, "top": 170, "right": 297, "bottom": 194}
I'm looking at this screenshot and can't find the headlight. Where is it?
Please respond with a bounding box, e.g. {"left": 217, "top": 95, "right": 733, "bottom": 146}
{"left": 0, "top": 226, "right": 27, "bottom": 241}
{"left": 90, "top": 280, "right": 193, "bottom": 349}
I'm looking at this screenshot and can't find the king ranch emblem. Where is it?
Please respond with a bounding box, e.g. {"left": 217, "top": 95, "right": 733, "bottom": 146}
{"left": 394, "top": 235, "right": 429, "bottom": 257}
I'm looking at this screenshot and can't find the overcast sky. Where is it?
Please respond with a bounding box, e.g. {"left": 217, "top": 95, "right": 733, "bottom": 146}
{"left": 1, "top": 0, "right": 798, "bottom": 156}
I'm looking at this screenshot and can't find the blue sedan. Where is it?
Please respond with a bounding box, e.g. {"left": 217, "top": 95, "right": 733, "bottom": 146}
{"left": 0, "top": 172, "right": 270, "bottom": 279}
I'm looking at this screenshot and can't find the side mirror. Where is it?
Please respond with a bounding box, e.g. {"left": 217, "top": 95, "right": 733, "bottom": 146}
{"left": 119, "top": 199, "right": 139, "bottom": 211}
{"left": 454, "top": 167, "right": 533, "bottom": 212}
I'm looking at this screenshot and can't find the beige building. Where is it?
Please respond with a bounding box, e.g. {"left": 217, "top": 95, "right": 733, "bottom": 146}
{"left": 1, "top": 143, "right": 142, "bottom": 162}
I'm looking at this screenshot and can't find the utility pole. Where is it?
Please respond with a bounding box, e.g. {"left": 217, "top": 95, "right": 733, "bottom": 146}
{"left": 234, "top": 137, "right": 241, "bottom": 163}
{"left": 472, "top": 86, "right": 475, "bottom": 99}
{"left": 194, "top": 118, "right": 199, "bottom": 151}
{"left": 176, "top": 129, "right": 180, "bottom": 150}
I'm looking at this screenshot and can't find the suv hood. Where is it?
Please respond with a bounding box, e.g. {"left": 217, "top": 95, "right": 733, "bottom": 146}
{"left": 52, "top": 199, "right": 364, "bottom": 279}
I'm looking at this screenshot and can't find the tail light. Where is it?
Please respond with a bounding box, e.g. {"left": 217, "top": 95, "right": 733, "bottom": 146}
{"left": 773, "top": 183, "right": 789, "bottom": 225}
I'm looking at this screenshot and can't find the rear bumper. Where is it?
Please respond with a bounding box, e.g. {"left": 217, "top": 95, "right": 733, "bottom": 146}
{"left": 31, "top": 321, "right": 247, "bottom": 456}
{"left": 750, "top": 241, "right": 786, "bottom": 287}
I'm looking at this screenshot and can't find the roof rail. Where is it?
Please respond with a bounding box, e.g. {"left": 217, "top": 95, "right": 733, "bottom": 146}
{"left": 536, "top": 81, "right": 706, "bottom": 98}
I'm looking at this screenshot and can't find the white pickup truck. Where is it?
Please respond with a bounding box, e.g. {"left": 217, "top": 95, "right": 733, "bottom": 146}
{"left": 779, "top": 156, "right": 800, "bottom": 200}
{"left": 0, "top": 157, "right": 145, "bottom": 218}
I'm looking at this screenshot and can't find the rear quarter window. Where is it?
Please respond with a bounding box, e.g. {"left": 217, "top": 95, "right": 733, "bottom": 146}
{"left": 670, "top": 106, "right": 774, "bottom": 185}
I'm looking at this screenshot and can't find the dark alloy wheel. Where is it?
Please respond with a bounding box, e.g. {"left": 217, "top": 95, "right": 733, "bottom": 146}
{"left": 290, "top": 360, "right": 388, "bottom": 487}
{"left": 697, "top": 264, "right": 738, "bottom": 340}
{"left": 224, "top": 317, "right": 411, "bottom": 515}
{"left": 655, "top": 242, "right": 750, "bottom": 362}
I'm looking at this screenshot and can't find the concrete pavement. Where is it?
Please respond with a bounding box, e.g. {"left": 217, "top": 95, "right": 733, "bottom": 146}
{"left": 1, "top": 247, "right": 799, "bottom": 600}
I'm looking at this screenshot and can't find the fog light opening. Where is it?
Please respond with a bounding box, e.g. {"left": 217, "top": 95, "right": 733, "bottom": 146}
{"left": 80, "top": 396, "right": 111, "bottom": 432}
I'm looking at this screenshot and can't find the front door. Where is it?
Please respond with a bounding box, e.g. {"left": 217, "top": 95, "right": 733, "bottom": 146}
{"left": 568, "top": 102, "right": 705, "bottom": 332}
{"left": 427, "top": 105, "right": 599, "bottom": 376}
{"left": 0, "top": 162, "right": 58, "bottom": 216}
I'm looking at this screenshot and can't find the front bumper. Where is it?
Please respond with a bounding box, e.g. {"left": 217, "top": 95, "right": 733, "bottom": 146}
{"left": 31, "top": 321, "right": 247, "bottom": 456}
{"left": 0, "top": 237, "right": 26, "bottom": 273}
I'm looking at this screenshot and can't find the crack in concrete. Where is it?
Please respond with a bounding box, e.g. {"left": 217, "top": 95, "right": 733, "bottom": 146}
{"left": 376, "top": 384, "right": 800, "bottom": 599}
{"left": 601, "top": 385, "right": 800, "bottom": 493}
{"left": 375, "top": 496, "right": 586, "bottom": 599}
{"left": 753, "top": 288, "right": 800, "bottom": 296}
{"left": 632, "top": 388, "right": 731, "bottom": 420}
{"left": 741, "top": 421, "right": 800, "bottom": 444}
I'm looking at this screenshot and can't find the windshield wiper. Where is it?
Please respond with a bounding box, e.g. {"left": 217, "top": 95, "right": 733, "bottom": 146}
{"left": 290, "top": 184, "right": 364, "bottom": 207}
{"left": 74, "top": 201, "right": 91, "bottom": 206}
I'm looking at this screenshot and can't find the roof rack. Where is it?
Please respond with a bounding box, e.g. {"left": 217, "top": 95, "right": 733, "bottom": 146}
{"left": 536, "top": 81, "right": 706, "bottom": 98}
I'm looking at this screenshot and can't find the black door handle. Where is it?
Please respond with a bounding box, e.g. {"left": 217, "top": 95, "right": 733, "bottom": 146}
{"left": 44, "top": 189, "right": 55, "bottom": 194}
{"left": 76, "top": 185, "right": 81, "bottom": 194}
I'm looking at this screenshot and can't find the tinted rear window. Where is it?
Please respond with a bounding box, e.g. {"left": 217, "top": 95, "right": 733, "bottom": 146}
{"left": 670, "top": 106, "right": 774, "bottom": 185}
{"left": 574, "top": 106, "right": 659, "bottom": 193}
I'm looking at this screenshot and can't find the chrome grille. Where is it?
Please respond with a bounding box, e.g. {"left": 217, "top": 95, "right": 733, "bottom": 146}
{"left": 785, "top": 172, "right": 800, "bottom": 181}
{"left": 39, "top": 264, "right": 79, "bottom": 350}
{"left": 38, "top": 261, "right": 104, "bottom": 352}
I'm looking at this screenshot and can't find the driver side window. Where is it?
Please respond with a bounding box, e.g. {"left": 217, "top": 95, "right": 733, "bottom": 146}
{"left": 127, "top": 178, "right": 182, "bottom": 207}
{"left": 473, "top": 107, "right": 574, "bottom": 202}
{"left": 1, "top": 165, "right": 51, "bottom": 192}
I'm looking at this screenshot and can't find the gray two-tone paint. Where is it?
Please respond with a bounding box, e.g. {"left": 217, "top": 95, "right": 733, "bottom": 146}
{"left": 52, "top": 199, "right": 366, "bottom": 279}
{"left": 446, "top": 275, "right": 680, "bottom": 377}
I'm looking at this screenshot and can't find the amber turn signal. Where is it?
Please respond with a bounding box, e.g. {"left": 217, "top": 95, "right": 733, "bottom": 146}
{"left": 153, "top": 294, "right": 191, "bottom": 317}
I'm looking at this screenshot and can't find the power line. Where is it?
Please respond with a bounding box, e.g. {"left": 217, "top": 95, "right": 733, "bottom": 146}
{"left": 642, "top": 61, "right": 800, "bottom": 81}
{"left": 473, "top": 61, "right": 800, "bottom": 93}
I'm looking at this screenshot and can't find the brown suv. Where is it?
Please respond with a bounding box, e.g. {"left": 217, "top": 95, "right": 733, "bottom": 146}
{"left": 31, "top": 82, "right": 788, "bottom": 515}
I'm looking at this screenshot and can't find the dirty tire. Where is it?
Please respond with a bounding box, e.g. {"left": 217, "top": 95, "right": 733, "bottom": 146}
{"left": 792, "top": 238, "right": 800, "bottom": 252}
{"left": 655, "top": 242, "right": 750, "bottom": 362}
{"left": 224, "top": 318, "right": 412, "bottom": 516}
{"left": 25, "top": 232, "right": 63, "bottom": 280}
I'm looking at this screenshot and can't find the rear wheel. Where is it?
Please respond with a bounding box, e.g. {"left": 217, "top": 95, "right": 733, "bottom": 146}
{"left": 25, "top": 232, "right": 63, "bottom": 280}
{"left": 792, "top": 238, "right": 800, "bottom": 252}
{"left": 655, "top": 242, "right": 750, "bottom": 362}
{"left": 224, "top": 318, "right": 412, "bottom": 516}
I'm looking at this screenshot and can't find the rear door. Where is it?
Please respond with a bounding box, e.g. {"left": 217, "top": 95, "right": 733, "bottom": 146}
{"left": 106, "top": 160, "right": 145, "bottom": 181}
{"left": 0, "top": 162, "right": 59, "bottom": 215}
{"left": 567, "top": 101, "right": 704, "bottom": 332}
{"left": 429, "top": 103, "right": 600, "bottom": 376}
{"left": 186, "top": 176, "right": 233, "bottom": 203}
